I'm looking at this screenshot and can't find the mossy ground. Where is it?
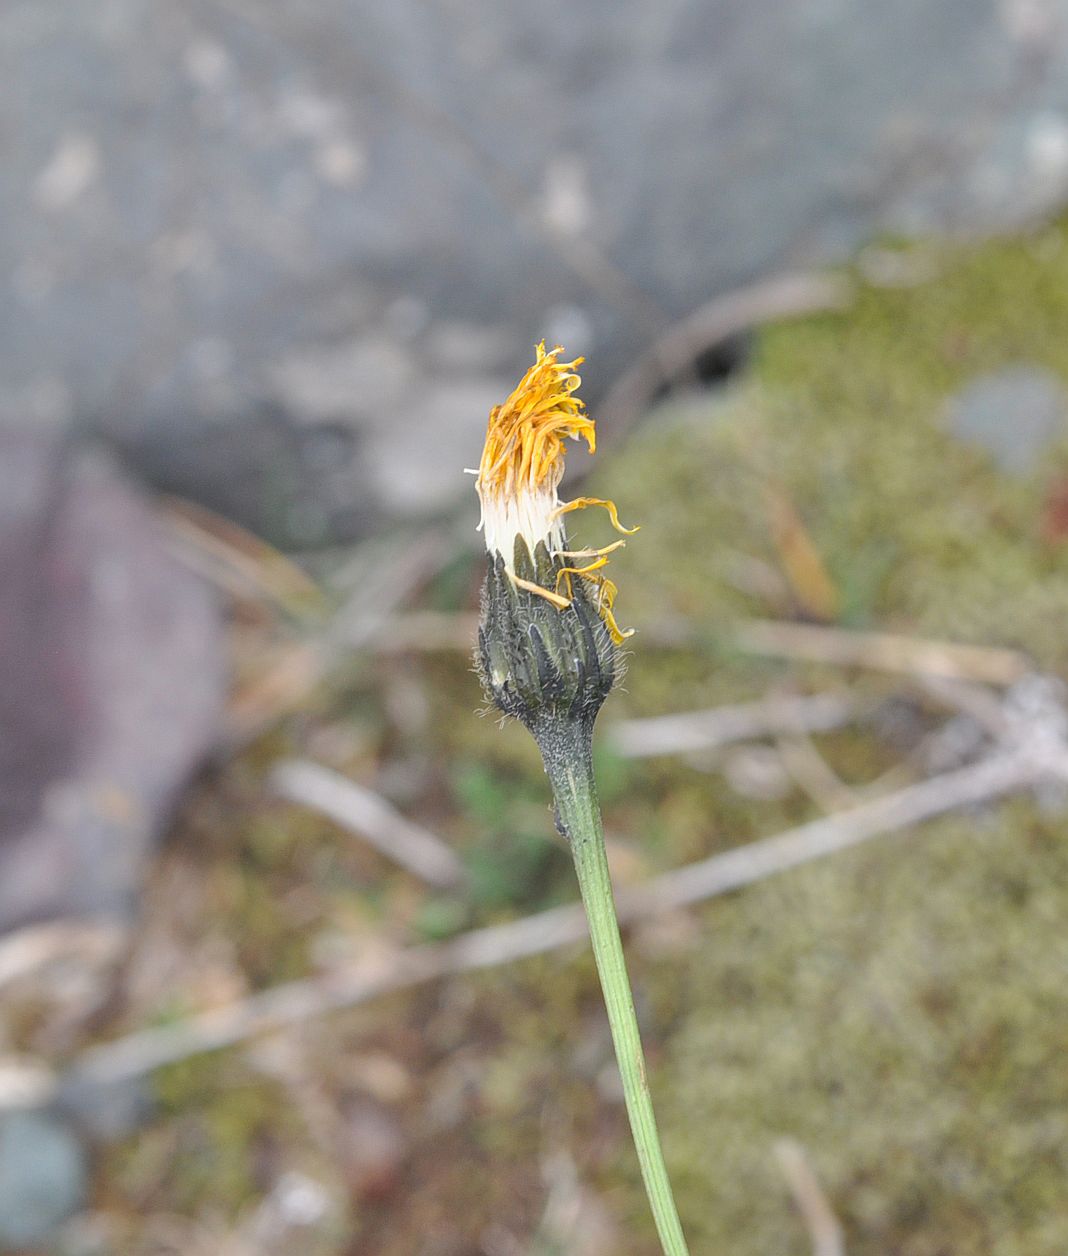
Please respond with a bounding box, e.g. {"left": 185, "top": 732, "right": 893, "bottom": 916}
{"left": 91, "top": 224, "right": 1068, "bottom": 1255}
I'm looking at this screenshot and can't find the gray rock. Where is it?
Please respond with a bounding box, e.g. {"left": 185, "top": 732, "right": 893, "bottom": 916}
{"left": 0, "top": 1112, "right": 86, "bottom": 1249}
{"left": 6, "top": 1, "right": 1068, "bottom": 541}
{"left": 55, "top": 1073, "right": 154, "bottom": 1144}
{"left": 946, "top": 365, "right": 1067, "bottom": 473}
{"left": 0, "top": 430, "right": 225, "bottom": 932}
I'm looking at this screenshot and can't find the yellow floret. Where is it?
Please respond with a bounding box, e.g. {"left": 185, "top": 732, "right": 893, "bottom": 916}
{"left": 474, "top": 342, "right": 637, "bottom": 644}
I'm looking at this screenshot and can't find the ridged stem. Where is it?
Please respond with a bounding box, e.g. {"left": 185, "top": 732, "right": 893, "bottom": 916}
{"left": 540, "top": 721, "right": 690, "bottom": 1256}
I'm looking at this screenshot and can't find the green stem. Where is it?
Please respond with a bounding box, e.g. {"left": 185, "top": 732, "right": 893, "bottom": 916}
{"left": 542, "top": 725, "right": 690, "bottom": 1256}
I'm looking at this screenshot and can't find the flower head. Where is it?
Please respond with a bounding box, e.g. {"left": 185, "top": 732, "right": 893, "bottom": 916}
{"left": 473, "top": 342, "right": 636, "bottom": 645}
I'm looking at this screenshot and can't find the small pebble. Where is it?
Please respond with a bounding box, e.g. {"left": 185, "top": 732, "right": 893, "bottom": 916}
{"left": 946, "top": 365, "right": 1065, "bottom": 474}
{"left": 0, "top": 1111, "right": 87, "bottom": 1248}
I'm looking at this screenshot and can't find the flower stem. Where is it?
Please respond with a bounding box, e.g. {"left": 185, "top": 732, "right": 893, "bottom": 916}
{"left": 541, "top": 724, "right": 690, "bottom": 1256}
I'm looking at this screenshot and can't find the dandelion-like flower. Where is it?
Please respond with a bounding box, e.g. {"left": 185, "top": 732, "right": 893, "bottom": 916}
{"left": 468, "top": 346, "right": 689, "bottom": 1255}
{"left": 474, "top": 342, "right": 636, "bottom": 643}
{"left": 473, "top": 343, "right": 637, "bottom": 735}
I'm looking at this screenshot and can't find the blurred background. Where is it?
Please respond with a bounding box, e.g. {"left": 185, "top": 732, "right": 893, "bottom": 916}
{"left": 5, "top": 1, "right": 1068, "bottom": 1252}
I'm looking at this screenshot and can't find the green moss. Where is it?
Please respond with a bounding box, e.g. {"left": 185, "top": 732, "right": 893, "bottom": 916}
{"left": 611, "top": 230, "right": 1068, "bottom": 674}
{"left": 647, "top": 809, "right": 1068, "bottom": 1256}
{"left": 107, "top": 1063, "right": 292, "bottom": 1216}
{"left": 584, "top": 227, "right": 1068, "bottom": 1252}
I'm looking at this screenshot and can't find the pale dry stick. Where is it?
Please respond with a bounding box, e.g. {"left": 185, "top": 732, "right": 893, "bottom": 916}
{"left": 358, "top": 615, "right": 865, "bottom": 760}
{"left": 630, "top": 746, "right": 1058, "bottom": 915}
{"left": 159, "top": 496, "right": 325, "bottom": 613}
{"left": 375, "top": 609, "right": 478, "bottom": 652}
{"left": 734, "top": 619, "right": 1030, "bottom": 686}
{"left": 774, "top": 732, "right": 860, "bottom": 814}
{"left": 318, "top": 531, "right": 460, "bottom": 659}
{"left": 910, "top": 673, "right": 1010, "bottom": 737}
{"left": 774, "top": 1137, "right": 845, "bottom": 1256}
{"left": 849, "top": 676, "right": 1013, "bottom": 802}
{"left": 534, "top": 1147, "right": 610, "bottom": 1255}
{"left": 0, "top": 1059, "right": 58, "bottom": 1110}
{"left": 610, "top": 692, "right": 857, "bottom": 759}
{"left": 0, "top": 920, "right": 126, "bottom": 994}
{"left": 370, "top": 612, "right": 1029, "bottom": 802}
{"left": 161, "top": 520, "right": 275, "bottom": 606}
{"left": 598, "top": 271, "right": 855, "bottom": 436}
{"left": 373, "top": 611, "right": 1032, "bottom": 692}
{"left": 63, "top": 747, "right": 1057, "bottom": 1096}
{"left": 225, "top": 531, "right": 445, "bottom": 749}
{"left": 271, "top": 759, "right": 466, "bottom": 890}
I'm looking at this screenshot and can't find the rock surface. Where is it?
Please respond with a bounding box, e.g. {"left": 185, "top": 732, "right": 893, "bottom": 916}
{"left": 946, "top": 364, "right": 1067, "bottom": 472}
{"left": 0, "top": 430, "right": 225, "bottom": 932}
{"left": 0, "top": 1111, "right": 87, "bottom": 1249}
{"left": 6, "top": 1, "right": 1068, "bottom": 541}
